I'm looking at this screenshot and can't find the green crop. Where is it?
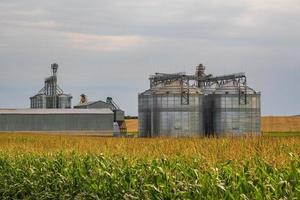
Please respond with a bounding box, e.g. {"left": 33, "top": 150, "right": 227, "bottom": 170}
{"left": 0, "top": 153, "right": 299, "bottom": 199}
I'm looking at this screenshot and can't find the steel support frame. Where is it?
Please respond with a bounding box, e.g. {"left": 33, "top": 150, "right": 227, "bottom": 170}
{"left": 180, "top": 78, "right": 190, "bottom": 105}
{"left": 149, "top": 72, "right": 248, "bottom": 105}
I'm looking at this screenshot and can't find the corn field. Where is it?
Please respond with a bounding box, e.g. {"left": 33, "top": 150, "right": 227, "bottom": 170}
{"left": 0, "top": 134, "right": 300, "bottom": 199}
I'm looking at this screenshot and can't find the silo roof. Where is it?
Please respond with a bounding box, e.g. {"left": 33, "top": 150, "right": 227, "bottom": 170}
{"left": 214, "top": 82, "right": 259, "bottom": 94}
{"left": 141, "top": 81, "right": 202, "bottom": 95}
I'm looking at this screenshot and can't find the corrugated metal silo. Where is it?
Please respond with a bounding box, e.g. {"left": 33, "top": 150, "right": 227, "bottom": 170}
{"left": 30, "top": 63, "right": 72, "bottom": 109}
{"left": 30, "top": 94, "right": 47, "bottom": 108}
{"left": 58, "top": 94, "right": 72, "bottom": 108}
{"left": 139, "top": 64, "right": 261, "bottom": 137}
{"left": 210, "top": 83, "right": 261, "bottom": 135}
{"left": 139, "top": 81, "right": 204, "bottom": 137}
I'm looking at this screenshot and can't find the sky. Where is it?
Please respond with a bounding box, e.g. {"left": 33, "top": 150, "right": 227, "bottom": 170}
{"left": 0, "top": 0, "right": 299, "bottom": 116}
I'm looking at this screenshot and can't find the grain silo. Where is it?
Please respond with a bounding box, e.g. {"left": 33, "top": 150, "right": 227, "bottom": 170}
{"left": 138, "top": 64, "right": 261, "bottom": 137}
{"left": 208, "top": 83, "right": 261, "bottom": 135}
{"left": 30, "top": 63, "right": 72, "bottom": 109}
{"left": 139, "top": 73, "right": 204, "bottom": 137}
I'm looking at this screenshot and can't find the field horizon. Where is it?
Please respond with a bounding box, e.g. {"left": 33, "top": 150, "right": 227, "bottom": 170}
{"left": 125, "top": 116, "right": 300, "bottom": 134}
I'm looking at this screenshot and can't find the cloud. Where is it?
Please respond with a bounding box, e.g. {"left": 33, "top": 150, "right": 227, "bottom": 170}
{"left": 0, "top": 0, "right": 299, "bottom": 115}
{"left": 62, "top": 32, "right": 145, "bottom": 52}
{"left": 2, "top": 20, "right": 62, "bottom": 29}
{"left": 10, "top": 8, "right": 49, "bottom": 17}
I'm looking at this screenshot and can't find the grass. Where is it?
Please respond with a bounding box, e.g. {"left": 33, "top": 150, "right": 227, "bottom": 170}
{"left": 263, "top": 132, "right": 300, "bottom": 137}
{"left": 0, "top": 133, "right": 300, "bottom": 199}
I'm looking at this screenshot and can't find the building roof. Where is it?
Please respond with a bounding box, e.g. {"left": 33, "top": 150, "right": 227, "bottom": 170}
{"left": 214, "top": 82, "right": 259, "bottom": 95}
{"left": 74, "top": 101, "right": 100, "bottom": 107}
{"left": 0, "top": 108, "right": 113, "bottom": 115}
{"left": 74, "top": 100, "right": 113, "bottom": 109}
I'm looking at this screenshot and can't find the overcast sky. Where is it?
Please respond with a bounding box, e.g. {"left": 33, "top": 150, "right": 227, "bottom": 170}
{"left": 0, "top": 0, "right": 299, "bottom": 116}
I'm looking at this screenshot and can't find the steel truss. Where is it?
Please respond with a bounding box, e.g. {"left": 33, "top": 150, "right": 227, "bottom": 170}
{"left": 149, "top": 72, "right": 248, "bottom": 105}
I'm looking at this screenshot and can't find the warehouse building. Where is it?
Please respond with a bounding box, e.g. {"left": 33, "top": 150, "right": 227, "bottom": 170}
{"left": 74, "top": 95, "right": 127, "bottom": 134}
{"left": 0, "top": 109, "right": 113, "bottom": 134}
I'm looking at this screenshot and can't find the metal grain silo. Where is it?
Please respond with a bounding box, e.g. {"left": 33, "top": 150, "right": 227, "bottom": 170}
{"left": 139, "top": 64, "right": 261, "bottom": 137}
{"left": 139, "top": 76, "right": 204, "bottom": 137}
{"left": 30, "top": 63, "right": 72, "bottom": 109}
{"left": 30, "top": 94, "right": 47, "bottom": 108}
{"left": 210, "top": 83, "right": 261, "bottom": 135}
{"left": 58, "top": 94, "right": 72, "bottom": 108}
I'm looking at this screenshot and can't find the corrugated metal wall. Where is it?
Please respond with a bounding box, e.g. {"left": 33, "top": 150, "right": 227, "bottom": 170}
{"left": 0, "top": 114, "right": 113, "bottom": 132}
{"left": 139, "top": 93, "right": 204, "bottom": 137}
{"left": 212, "top": 93, "right": 261, "bottom": 135}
